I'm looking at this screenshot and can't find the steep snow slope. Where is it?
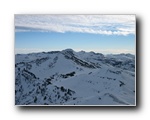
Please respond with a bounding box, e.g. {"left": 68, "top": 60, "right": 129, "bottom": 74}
{"left": 15, "top": 49, "right": 135, "bottom": 105}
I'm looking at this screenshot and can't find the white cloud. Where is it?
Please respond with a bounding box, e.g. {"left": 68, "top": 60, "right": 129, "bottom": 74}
{"left": 15, "top": 15, "right": 135, "bottom": 35}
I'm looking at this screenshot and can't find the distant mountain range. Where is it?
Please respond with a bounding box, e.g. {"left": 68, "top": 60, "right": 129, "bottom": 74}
{"left": 15, "top": 49, "right": 135, "bottom": 105}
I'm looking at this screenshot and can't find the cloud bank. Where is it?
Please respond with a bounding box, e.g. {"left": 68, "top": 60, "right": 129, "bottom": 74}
{"left": 15, "top": 48, "right": 134, "bottom": 55}
{"left": 15, "top": 15, "right": 135, "bottom": 36}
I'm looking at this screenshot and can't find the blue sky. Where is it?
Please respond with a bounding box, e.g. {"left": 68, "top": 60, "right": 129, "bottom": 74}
{"left": 15, "top": 15, "right": 135, "bottom": 54}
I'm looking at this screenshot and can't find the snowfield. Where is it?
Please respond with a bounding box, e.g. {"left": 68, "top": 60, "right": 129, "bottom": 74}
{"left": 15, "top": 49, "right": 135, "bottom": 105}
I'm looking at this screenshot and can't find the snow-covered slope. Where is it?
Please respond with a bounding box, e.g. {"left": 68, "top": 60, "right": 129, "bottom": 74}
{"left": 15, "top": 49, "right": 135, "bottom": 105}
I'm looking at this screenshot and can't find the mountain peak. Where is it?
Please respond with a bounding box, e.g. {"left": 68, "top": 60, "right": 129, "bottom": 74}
{"left": 62, "top": 48, "right": 74, "bottom": 52}
{"left": 15, "top": 49, "right": 135, "bottom": 105}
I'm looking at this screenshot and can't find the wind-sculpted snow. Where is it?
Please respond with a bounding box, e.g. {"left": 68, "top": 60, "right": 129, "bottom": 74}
{"left": 15, "top": 49, "right": 135, "bottom": 105}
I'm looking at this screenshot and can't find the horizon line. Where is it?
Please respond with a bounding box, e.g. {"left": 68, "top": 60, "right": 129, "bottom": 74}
{"left": 15, "top": 48, "right": 135, "bottom": 55}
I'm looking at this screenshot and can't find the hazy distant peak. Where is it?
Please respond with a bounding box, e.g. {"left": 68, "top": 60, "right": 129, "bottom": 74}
{"left": 63, "top": 48, "right": 74, "bottom": 51}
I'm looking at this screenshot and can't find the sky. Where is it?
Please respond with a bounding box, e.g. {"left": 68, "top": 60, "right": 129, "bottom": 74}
{"left": 15, "top": 15, "right": 135, "bottom": 54}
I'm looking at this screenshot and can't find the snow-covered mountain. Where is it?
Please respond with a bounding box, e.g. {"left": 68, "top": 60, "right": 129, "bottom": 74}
{"left": 15, "top": 49, "right": 135, "bottom": 105}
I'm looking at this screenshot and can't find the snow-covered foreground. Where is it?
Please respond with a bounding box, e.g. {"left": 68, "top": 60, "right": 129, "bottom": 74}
{"left": 15, "top": 49, "right": 135, "bottom": 105}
